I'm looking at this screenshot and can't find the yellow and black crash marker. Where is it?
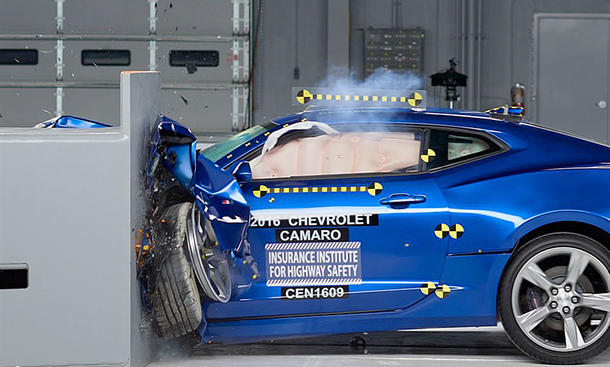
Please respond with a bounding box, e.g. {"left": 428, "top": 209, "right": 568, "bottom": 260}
{"left": 434, "top": 223, "right": 450, "bottom": 239}
{"left": 449, "top": 224, "right": 464, "bottom": 239}
{"left": 252, "top": 182, "right": 383, "bottom": 198}
{"left": 435, "top": 284, "right": 451, "bottom": 299}
{"left": 253, "top": 185, "right": 270, "bottom": 198}
{"left": 407, "top": 92, "right": 423, "bottom": 107}
{"left": 420, "top": 148, "right": 436, "bottom": 163}
{"left": 367, "top": 182, "right": 383, "bottom": 196}
{"left": 421, "top": 282, "right": 451, "bottom": 299}
{"left": 293, "top": 87, "right": 427, "bottom": 109}
{"left": 420, "top": 281, "right": 437, "bottom": 295}
{"left": 435, "top": 223, "right": 464, "bottom": 239}
{"left": 296, "top": 89, "right": 313, "bottom": 104}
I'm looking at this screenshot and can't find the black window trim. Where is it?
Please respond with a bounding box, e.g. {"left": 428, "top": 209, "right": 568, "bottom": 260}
{"left": 423, "top": 125, "right": 510, "bottom": 173}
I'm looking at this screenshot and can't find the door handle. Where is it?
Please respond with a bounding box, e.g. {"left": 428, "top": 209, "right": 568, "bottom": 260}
{"left": 379, "top": 193, "right": 426, "bottom": 207}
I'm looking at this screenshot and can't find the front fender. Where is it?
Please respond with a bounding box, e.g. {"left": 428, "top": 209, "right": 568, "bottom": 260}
{"left": 150, "top": 115, "right": 250, "bottom": 253}
{"left": 190, "top": 154, "right": 250, "bottom": 252}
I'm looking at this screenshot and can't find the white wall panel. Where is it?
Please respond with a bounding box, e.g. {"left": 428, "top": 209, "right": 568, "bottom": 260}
{"left": 0, "top": 88, "right": 55, "bottom": 127}
{"left": 156, "top": 0, "right": 234, "bottom": 36}
{"left": 0, "top": 0, "right": 56, "bottom": 34}
{"left": 162, "top": 87, "right": 238, "bottom": 134}
{"left": 63, "top": 0, "right": 149, "bottom": 35}
{"left": 63, "top": 87, "right": 120, "bottom": 125}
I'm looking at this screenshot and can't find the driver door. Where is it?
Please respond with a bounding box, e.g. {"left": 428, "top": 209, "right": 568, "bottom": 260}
{"left": 205, "top": 124, "right": 451, "bottom": 320}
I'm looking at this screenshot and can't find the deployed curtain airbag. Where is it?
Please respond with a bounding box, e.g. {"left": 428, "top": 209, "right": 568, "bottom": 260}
{"left": 250, "top": 122, "right": 420, "bottom": 179}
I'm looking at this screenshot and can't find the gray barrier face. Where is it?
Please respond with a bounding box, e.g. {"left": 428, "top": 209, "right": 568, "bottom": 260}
{"left": 0, "top": 71, "right": 159, "bottom": 367}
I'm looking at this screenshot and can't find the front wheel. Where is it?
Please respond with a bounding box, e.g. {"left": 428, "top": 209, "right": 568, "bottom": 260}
{"left": 185, "top": 202, "right": 232, "bottom": 303}
{"left": 499, "top": 233, "right": 610, "bottom": 364}
{"left": 151, "top": 203, "right": 202, "bottom": 338}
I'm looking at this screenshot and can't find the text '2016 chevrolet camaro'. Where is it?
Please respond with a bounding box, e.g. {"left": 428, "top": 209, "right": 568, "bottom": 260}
{"left": 42, "top": 90, "right": 610, "bottom": 364}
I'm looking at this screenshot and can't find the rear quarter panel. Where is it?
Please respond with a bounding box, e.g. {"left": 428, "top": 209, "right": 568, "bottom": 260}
{"left": 433, "top": 146, "right": 610, "bottom": 256}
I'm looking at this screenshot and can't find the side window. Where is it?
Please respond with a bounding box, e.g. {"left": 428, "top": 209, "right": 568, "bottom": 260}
{"left": 250, "top": 125, "right": 423, "bottom": 179}
{"left": 428, "top": 129, "right": 502, "bottom": 169}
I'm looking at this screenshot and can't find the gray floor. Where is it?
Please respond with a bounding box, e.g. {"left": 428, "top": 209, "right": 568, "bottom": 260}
{"left": 150, "top": 325, "right": 610, "bottom": 366}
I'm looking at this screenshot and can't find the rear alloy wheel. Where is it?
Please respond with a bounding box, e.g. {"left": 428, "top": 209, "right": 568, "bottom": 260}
{"left": 500, "top": 233, "right": 610, "bottom": 364}
{"left": 185, "top": 202, "right": 232, "bottom": 303}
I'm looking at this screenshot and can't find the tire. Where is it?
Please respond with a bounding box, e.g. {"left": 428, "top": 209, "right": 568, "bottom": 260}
{"left": 499, "top": 233, "right": 610, "bottom": 364}
{"left": 151, "top": 202, "right": 203, "bottom": 338}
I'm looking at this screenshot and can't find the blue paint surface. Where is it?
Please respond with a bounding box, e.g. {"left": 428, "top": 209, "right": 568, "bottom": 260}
{"left": 47, "top": 108, "right": 610, "bottom": 343}
{"left": 38, "top": 115, "right": 112, "bottom": 128}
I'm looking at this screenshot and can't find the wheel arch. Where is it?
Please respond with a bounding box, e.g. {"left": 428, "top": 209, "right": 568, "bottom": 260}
{"left": 509, "top": 210, "right": 610, "bottom": 254}
{"left": 496, "top": 217, "right": 610, "bottom": 320}
{"left": 514, "top": 221, "right": 610, "bottom": 254}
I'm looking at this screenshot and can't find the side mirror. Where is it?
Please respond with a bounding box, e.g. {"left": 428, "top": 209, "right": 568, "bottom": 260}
{"left": 232, "top": 161, "right": 252, "bottom": 184}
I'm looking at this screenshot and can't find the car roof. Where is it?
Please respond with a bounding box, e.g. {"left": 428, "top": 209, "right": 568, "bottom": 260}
{"left": 214, "top": 107, "right": 609, "bottom": 170}
{"left": 272, "top": 107, "right": 518, "bottom": 133}
{"left": 270, "top": 106, "right": 610, "bottom": 155}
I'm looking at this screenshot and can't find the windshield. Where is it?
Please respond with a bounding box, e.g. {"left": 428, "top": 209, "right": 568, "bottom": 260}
{"left": 201, "top": 122, "right": 275, "bottom": 162}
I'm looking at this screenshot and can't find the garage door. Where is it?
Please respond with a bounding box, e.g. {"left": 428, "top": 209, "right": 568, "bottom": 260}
{"left": 0, "top": 0, "right": 251, "bottom": 137}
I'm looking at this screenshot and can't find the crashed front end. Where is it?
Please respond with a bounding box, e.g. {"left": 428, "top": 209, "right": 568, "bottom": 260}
{"left": 137, "top": 116, "right": 258, "bottom": 337}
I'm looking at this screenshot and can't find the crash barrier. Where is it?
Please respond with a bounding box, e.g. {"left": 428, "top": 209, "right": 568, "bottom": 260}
{"left": 0, "top": 71, "right": 158, "bottom": 367}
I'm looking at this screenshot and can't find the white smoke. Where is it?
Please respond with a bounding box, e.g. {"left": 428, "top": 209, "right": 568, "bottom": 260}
{"left": 320, "top": 67, "right": 423, "bottom": 92}
{"left": 303, "top": 67, "right": 425, "bottom": 122}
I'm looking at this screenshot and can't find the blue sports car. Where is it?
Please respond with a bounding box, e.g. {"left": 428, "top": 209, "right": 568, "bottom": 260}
{"left": 43, "top": 98, "right": 610, "bottom": 364}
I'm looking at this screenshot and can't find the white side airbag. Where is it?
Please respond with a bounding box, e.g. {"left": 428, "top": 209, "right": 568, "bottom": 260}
{"left": 251, "top": 131, "right": 420, "bottom": 179}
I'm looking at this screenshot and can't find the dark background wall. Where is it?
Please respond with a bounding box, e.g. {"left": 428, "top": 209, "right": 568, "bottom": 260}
{"left": 253, "top": 0, "right": 610, "bottom": 145}
{"left": 0, "top": 0, "right": 609, "bottom": 143}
